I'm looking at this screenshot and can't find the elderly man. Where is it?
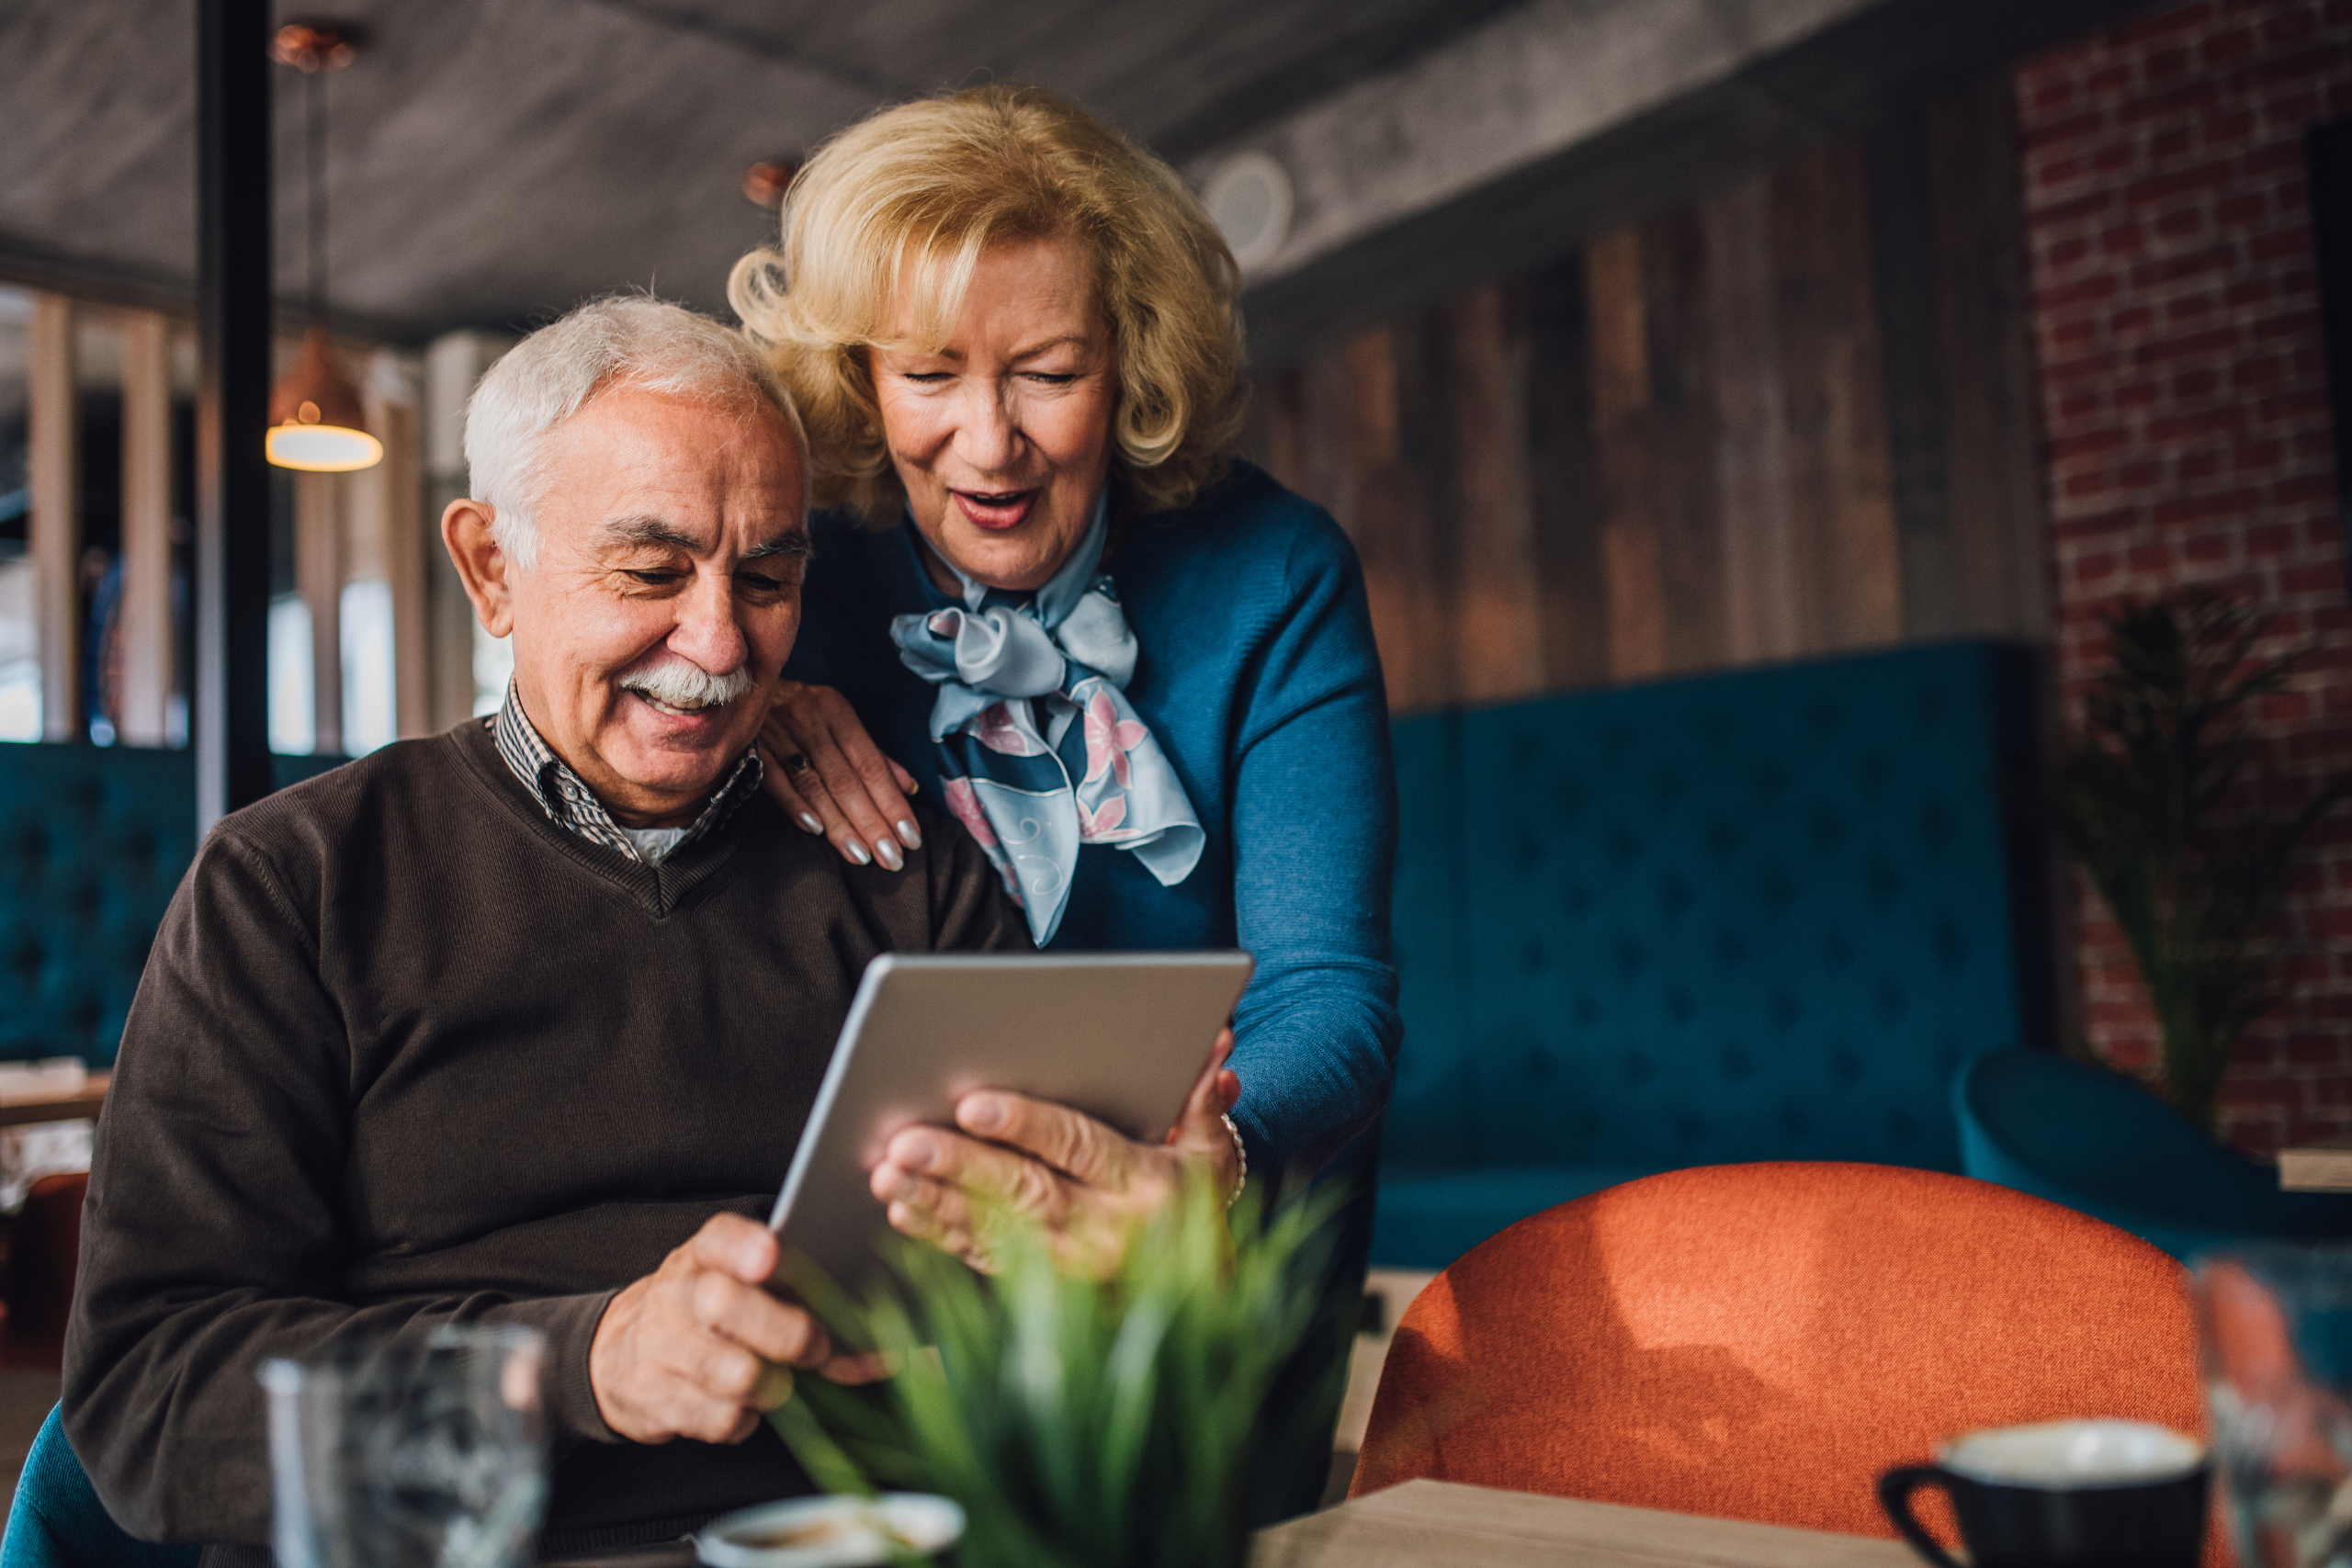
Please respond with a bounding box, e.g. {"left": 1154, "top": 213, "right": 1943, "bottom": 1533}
{"left": 61, "top": 299, "right": 1031, "bottom": 1558}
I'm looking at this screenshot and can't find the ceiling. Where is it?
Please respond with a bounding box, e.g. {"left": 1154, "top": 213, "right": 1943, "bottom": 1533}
{"left": 0, "top": 0, "right": 1528, "bottom": 343}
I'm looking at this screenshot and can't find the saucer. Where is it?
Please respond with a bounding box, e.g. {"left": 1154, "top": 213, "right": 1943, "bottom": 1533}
{"left": 694, "top": 1493, "right": 965, "bottom": 1567}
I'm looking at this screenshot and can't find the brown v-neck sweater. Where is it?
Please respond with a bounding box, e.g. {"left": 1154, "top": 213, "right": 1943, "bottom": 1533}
{"left": 62, "top": 718, "right": 1026, "bottom": 1556}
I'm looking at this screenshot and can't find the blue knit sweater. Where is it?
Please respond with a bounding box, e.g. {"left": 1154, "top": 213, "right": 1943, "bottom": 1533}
{"left": 785, "top": 463, "right": 1399, "bottom": 1180}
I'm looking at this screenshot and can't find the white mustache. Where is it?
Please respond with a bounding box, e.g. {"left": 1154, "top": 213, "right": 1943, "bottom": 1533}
{"left": 617, "top": 656, "right": 755, "bottom": 713}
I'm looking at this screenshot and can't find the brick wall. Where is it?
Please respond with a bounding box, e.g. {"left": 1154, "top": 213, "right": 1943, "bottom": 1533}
{"left": 2017, "top": 0, "right": 2352, "bottom": 1153}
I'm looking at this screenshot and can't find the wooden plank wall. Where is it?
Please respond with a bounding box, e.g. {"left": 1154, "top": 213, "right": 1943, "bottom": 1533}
{"left": 1245, "top": 82, "right": 2050, "bottom": 715}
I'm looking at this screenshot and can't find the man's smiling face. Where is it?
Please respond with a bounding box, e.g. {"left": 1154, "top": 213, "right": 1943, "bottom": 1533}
{"left": 469, "top": 383, "right": 809, "bottom": 828}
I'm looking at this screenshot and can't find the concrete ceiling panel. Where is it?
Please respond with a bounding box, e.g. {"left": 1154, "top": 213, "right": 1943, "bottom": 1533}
{"left": 0, "top": 0, "right": 1527, "bottom": 341}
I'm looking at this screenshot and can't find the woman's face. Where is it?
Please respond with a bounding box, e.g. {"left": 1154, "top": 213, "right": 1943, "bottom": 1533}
{"left": 871, "top": 235, "right": 1118, "bottom": 593}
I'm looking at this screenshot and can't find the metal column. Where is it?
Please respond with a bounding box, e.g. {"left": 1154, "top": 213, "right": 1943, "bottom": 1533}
{"left": 194, "top": 0, "right": 274, "bottom": 831}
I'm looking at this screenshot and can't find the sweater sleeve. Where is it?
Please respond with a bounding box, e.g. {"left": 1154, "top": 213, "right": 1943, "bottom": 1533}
{"left": 62, "top": 829, "right": 618, "bottom": 1548}
{"left": 1223, "top": 518, "right": 1401, "bottom": 1184}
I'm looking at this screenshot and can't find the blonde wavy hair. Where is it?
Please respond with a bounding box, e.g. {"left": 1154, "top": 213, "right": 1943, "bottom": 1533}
{"left": 727, "top": 84, "right": 1247, "bottom": 523}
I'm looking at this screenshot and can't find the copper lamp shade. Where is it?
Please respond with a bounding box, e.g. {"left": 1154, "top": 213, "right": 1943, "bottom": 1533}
{"left": 266, "top": 324, "right": 381, "bottom": 471}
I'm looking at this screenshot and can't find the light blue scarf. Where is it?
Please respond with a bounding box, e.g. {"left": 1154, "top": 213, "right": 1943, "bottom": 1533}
{"left": 888, "top": 496, "right": 1204, "bottom": 944}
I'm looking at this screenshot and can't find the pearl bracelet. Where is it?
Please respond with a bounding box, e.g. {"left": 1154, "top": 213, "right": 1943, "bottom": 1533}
{"left": 1219, "top": 1111, "right": 1248, "bottom": 1208}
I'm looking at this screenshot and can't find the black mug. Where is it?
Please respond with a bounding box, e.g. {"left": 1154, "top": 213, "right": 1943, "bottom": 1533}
{"left": 1878, "top": 1419, "right": 2208, "bottom": 1568}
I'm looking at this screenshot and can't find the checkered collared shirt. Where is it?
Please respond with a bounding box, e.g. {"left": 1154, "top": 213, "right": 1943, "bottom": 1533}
{"left": 491, "top": 682, "right": 763, "bottom": 864}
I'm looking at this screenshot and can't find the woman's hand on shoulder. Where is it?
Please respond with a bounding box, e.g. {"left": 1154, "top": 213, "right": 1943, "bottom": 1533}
{"left": 761, "top": 682, "right": 924, "bottom": 872}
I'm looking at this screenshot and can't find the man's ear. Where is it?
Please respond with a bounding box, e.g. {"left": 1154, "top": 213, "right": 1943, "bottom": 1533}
{"left": 441, "top": 499, "right": 516, "bottom": 638}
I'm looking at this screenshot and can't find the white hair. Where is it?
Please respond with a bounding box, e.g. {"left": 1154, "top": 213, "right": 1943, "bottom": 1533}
{"left": 463, "top": 296, "right": 811, "bottom": 570}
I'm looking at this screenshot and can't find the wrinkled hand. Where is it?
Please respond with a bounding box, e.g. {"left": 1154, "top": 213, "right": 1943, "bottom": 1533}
{"left": 589, "top": 1213, "right": 857, "bottom": 1446}
{"left": 868, "top": 1030, "right": 1243, "bottom": 1277}
{"left": 761, "top": 681, "right": 922, "bottom": 872}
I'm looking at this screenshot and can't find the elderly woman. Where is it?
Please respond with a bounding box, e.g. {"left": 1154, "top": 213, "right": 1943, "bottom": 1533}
{"left": 728, "top": 85, "right": 1396, "bottom": 1261}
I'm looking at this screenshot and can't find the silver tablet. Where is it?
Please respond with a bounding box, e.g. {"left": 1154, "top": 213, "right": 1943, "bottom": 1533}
{"left": 767, "top": 951, "right": 1254, "bottom": 1296}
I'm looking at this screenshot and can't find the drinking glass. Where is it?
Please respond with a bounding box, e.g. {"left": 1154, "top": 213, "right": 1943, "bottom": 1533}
{"left": 2195, "top": 1246, "right": 2352, "bottom": 1568}
{"left": 261, "top": 1323, "right": 549, "bottom": 1568}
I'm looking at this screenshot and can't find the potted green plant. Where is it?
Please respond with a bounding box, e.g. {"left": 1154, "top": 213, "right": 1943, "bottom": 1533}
{"left": 768, "top": 1178, "right": 1352, "bottom": 1568}
{"left": 2050, "top": 590, "right": 2349, "bottom": 1132}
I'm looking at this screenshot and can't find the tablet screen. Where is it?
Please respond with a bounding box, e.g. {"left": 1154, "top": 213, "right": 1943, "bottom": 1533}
{"left": 768, "top": 951, "right": 1254, "bottom": 1294}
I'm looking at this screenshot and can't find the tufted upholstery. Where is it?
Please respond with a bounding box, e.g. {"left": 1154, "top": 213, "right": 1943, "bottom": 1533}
{"left": 1351, "top": 1163, "right": 2217, "bottom": 1562}
{"left": 1377, "top": 641, "right": 2051, "bottom": 1268}
{"left": 0, "top": 743, "right": 345, "bottom": 1065}
{"left": 1385, "top": 709, "right": 1471, "bottom": 1169}
{"left": 0, "top": 745, "right": 198, "bottom": 1066}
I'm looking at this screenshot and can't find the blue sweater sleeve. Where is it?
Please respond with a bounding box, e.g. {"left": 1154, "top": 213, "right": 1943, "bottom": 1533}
{"left": 1223, "top": 516, "right": 1401, "bottom": 1184}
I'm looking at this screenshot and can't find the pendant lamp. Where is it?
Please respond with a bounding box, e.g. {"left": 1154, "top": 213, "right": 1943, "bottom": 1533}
{"left": 266, "top": 21, "right": 379, "bottom": 472}
{"left": 268, "top": 323, "right": 379, "bottom": 470}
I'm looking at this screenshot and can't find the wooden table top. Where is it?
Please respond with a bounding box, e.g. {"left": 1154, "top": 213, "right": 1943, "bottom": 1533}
{"left": 1250, "top": 1480, "right": 1915, "bottom": 1568}
{"left": 2278, "top": 1131, "right": 2352, "bottom": 1190}
{"left": 0, "top": 1071, "right": 107, "bottom": 1129}
{"left": 541, "top": 1480, "right": 1917, "bottom": 1568}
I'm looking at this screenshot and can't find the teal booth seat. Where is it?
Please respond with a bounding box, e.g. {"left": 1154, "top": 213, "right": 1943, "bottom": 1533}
{"left": 1956, "top": 1048, "right": 2352, "bottom": 1261}
{"left": 0, "top": 741, "right": 343, "bottom": 1064}
{"left": 1378, "top": 640, "right": 2056, "bottom": 1269}
{"left": 0, "top": 1406, "right": 194, "bottom": 1568}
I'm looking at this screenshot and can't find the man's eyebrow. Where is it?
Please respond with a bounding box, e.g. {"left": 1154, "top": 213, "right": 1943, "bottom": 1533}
{"left": 598, "top": 515, "right": 703, "bottom": 551}
{"left": 597, "top": 516, "right": 810, "bottom": 562}
{"left": 745, "top": 528, "right": 813, "bottom": 563}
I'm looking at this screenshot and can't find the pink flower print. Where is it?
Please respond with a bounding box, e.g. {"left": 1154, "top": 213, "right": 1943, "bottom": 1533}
{"left": 1076, "top": 794, "right": 1128, "bottom": 840}
{"left": 942, "top": 777, "right": 998, "bottom": 849}
{"left": 976, "top": 702, "right": 1044, "bottom": 756}
{"left": 1082, "top": 689, "right": 1148, "bottom": 786}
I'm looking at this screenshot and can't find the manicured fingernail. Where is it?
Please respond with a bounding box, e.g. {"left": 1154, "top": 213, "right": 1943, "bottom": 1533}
{"left": 874, "top": 838, "right": 904, "bottom": 872}
{"left": 796, "top": 812, "right": 823, "bottom": 835}
{"left": 903, "top": 1135, "right": 938, "bottom": 1171}
{"left": 903, "top": 779, "right": 920, "bottom": 796}
{"left": 897, "top": 819, "right": 922, "bottom": 850}
{"left": 842, "top": 839, "right": 871, "bottom": 866}
{"left": 962, "top": 1096, "right": 1006, "bottom": 1134}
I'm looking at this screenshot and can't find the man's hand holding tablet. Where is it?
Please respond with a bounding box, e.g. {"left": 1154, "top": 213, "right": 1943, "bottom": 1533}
{"left": 588, "top": 1213, "right": 841, "bottom": 1444}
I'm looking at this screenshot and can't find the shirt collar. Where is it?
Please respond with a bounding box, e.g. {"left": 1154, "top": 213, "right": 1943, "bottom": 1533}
{"left": 490, "top": 682, "right": 763, "bottom": 864}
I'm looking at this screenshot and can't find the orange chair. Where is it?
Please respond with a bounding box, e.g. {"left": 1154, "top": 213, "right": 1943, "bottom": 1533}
{"left": 1353, "top": 1163, "right": 2211, "bottom": 1551}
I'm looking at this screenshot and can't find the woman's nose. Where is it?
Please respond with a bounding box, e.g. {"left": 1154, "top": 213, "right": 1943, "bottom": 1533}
{"left": 953, "top": 381, "right": 1023, "bottom": 474}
